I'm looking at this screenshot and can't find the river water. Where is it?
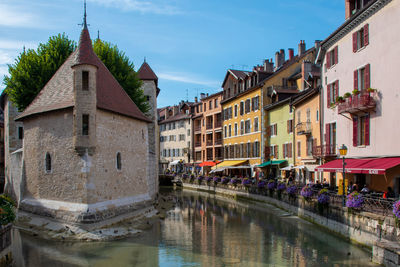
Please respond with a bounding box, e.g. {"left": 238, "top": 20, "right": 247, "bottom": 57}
{"left": 12, "top": 188, "right": 376, "bottom": 267}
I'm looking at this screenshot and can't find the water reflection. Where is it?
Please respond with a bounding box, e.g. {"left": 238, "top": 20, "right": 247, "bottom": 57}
{"left": 13, "top": 188, "right": 376, "bottom": 266}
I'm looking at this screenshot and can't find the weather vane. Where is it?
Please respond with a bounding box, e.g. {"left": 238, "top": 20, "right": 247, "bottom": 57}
{"left": 78, "top": 0, "right": 90, "bottom": 28}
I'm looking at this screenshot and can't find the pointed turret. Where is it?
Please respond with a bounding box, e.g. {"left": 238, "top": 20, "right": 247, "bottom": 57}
{"left": 138, "top": 61, "right": 158, "bottom": 86}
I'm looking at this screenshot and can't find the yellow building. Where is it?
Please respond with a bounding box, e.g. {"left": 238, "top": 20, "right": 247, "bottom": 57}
{"left": 219, "top": 67, "right": 273, "bottom": 169}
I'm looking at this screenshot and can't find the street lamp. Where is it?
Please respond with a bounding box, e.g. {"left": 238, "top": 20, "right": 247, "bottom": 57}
{"left": 339, "top": 144, "right": 348, "bottom": 206}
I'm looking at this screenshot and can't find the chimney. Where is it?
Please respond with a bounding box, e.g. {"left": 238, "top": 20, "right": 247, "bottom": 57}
{"left": 200, "top": 93, "right": 206, "bottom": 99}
{"left": 275, "top": 51, "right": 280, "bottom": 69}
{"left": 288, "top": 48, "right": 294, "bottom": 60}
{"left": 314, "top": 40, "right": 321, "bottom": 50}
{"left": 301, "top": 60, "right": 312, "bottom": 90}
{"left": 263, "top": 59, "right": 274, "bottom": 73}
{"left": 298, "top": 40, "right": 306, "bottom": 56}
{"left": 280, "top": 49, "right": 285, "bottom": 65}
{"left": 345, "top": 0, "right": 352, "bottom": 20}
{"left": 194, "top": 96, "right": 198, "bottom": 103}
{"left": 206, "top": 93, "right": 209, "bottom": 97}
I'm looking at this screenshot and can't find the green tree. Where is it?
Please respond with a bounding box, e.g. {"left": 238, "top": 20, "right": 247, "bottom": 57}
{"left": 4, "top": 34, "right": 149, "bottom": 113}
{"left": 4, "top": 33, "right": 76, "bottom": 111}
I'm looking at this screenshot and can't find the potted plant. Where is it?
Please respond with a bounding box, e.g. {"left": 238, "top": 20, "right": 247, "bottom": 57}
{"left": 213, "top": 176, "right": 221, "bottom": 185}
{"left": 336, "top": 96, "right": 344, "bottom": 103}
{"left": 317, "top": 189, "right": 330, "bottom": 214}
{"left": 343, "top": 92, "right": 352, "bottom": 99}
{"left": 393, "top": 200, "right": 400, "bottom": 228}
{"left": 330, "top": 103, "right": 336, "bottom": 108}
{"left": 352, "top": 89, "right": 360, "bottom": 95}
{"left": 346, "top": 191, "right": 364, "bottom": 213}
{"left": 300, "top": 185, "right": 314, "bottom": 203}
{"left": 277, "top": 182, "right": 286, "bottom": 200}
{"left": 242, "top": 178, "right": 252, "bottom": 189}
{"left": 367, "top": 88, "right": 376, "bottom": 93}
{"left": 267, "top": 179, "right": 276, "bottom": 197}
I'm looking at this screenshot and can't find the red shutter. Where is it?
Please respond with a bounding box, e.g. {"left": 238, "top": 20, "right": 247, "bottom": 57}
{"left": 325, "top": 124, "right": 330, "bottom": 146}
{"left": 275, "top": 145, "right": 278, "bottom": 158}
{"left": 365, "top": 114, "right": 370, "bottom": 146}
{"left": 353, "top": 117, "right": 358, "bottom": 147}
{"left": 335, "top": 80, "right": 339, "bottom": 100}
{"left": 354, "top": 70, "right": 358, "bottom": 90}
{"left": 334, "top": 46, "right": 338, "bottom": 65}
{"left": 326, "top": 52, "right": 331, "bottom": 68}
{"left": 275, "top": 124, "right": 277, "bottom": 135}
{"left": 327, "top": 84, "right": 331, "bottom": 107}
{"left": 364, "top": 24, "right": 369, "bottom": 46}
{"left": 298, "top": 142, "right": 301, "bottom": 157}
{"left": 352, "top": 32, "right": 358, "bottom": 52}
{"left": 289, "top": 143, "right": 292, "bottom": 158}
{"left": 287, "top": 120, "right": 290, "bottom": 133}
{"left": 283, "top": 144, "right": 286, "bottom": 158}
{"left": 365, "top": 64, "right": 370, "bottom": 89}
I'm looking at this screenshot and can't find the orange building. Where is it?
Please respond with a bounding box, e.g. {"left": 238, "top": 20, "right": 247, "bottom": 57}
{"left": 192, "top": 92, "right": 223, "bottom": 171}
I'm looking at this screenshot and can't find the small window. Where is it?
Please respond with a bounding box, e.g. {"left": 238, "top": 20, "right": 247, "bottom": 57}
{"left": 82, "top": 114, "right": 89, "bottom": 136}
{"left": 146, "top": 95, "right": 150, "bottom": 101}
{"left": 45, "top": 153, "right": 52, "bottom": 173}
{"left": 18, "top": 126, "right": 23, "bottom": 140}
{"left": 82, "top": 71, "right": 89, "bottom": 91}
{"left": 116, "top": 152, "right": 122, "bottom": 170}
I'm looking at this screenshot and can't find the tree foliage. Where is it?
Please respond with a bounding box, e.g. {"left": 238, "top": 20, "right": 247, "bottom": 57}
{"left": 4, "top": 33, "right": 149, "bottom": 113}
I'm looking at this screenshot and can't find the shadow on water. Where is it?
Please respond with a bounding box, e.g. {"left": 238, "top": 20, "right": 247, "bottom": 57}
{"left": 12, "top": 187, "right": 377, "bottom": 267}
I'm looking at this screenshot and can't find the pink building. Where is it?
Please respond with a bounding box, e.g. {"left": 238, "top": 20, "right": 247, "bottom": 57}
{"left": 316, "top": 0, "right": 400, "bottom": 194}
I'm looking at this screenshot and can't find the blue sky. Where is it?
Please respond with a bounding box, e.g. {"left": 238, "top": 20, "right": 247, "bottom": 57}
{"left": 0, "top": 0, "right": 345, "bottom": 107}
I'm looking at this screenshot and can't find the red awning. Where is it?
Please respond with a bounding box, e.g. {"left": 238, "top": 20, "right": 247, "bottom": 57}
{"left": 199, "top": 161, "right": 221, "bottom": 167}
{"left": 315, "top": 157, "right": 400, "bottom": 175}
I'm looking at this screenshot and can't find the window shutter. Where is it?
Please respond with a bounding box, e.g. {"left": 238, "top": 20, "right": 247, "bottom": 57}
{"left": 352, "top": 32, "right": 358, "bottom": 52}
{"left": 289, "top": 143, "right": 292, "bottom": 158}
{"left": 326, "top": 52, "right": 331, "bottom": 68}
{"left": 364, "top": 24, "right": 369, "bottom": 46}
{"left": 287, "top": 120, "right": 290, "bottom": 133}
{"left": 275, "top": 124, "right": 277, "bottom": 135}
{"left": 325, "top": 124, "right": 330, "bottom": 146}
{"left": 267, "top": 125, "right": 271, "bottom": 137}
{"left": 354, "top": 70, "right": 358, "bottom": 90}
{"left": 298, "top": 142, "right": 301, "bottom": 157}
{"left": 283, "top": 144, "right": 286, "bottom": 158}
{"left": 365, "top": 64, "right": 370, "bottom": 89}
{"left": 335, "top": 80, "right": 339, "bottom": 100}
{"left": 327, "top": 84, "right": 331, "bottom": 107}
{"left": 334, "top": 46, "right": 338, "bottom": 65}
{"left": 365, "top": 114, "right": 370, "bottom": 146}
{"left": 353, "top": 117, "right": 358, "bottom": 147}
{"left": 274, "top": 145, "right": 278, "bottom": 158}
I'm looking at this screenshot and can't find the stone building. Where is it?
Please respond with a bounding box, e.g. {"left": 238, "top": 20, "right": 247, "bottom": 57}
{"left": 5, "top": 22, "right": 157, "bottom": 226}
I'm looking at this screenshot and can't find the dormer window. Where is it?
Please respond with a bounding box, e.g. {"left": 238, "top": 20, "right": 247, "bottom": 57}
{"left": 82, "top": 71, "right": 89, "bottom": 91}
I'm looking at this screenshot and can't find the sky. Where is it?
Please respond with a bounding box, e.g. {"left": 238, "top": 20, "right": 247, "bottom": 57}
{"left": 0, "top": 0, "right": 345, "bottom": 107}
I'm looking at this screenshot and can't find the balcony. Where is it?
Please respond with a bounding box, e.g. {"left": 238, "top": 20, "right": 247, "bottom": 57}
{"left": 296, "top": 122, "right": 312, "bottom": 135}
{"left": 206, "top": 140, "right": 214, "bottom": 146}
{"left": 214, "top": 120, "right": 222, "bottom": 128}
{"left": 214, "top": 139, "right": 222, "bottom": 146}
{"left": 312, "top": 144, "right": 336, "bottom": 158}
{"left": 195, "top": 142, "right": 201, "bottom": 148}
{"left": 337, "top": 90, "right": 376, "bottom": 114}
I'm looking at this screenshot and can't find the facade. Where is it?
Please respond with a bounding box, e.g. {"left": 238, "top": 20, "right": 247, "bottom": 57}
{"left": 316, "top": 0, "right": 400, "bottom": 193}
{"left": 192, "top": 92, "right": 223, "bottom": 166}
{"left": 159, "top": 102, "right": 193, "bottom": 172}
{"left": 291, "top": 88, "right": 321, "bottom": 183}
{"left": 221, "top": 67, "right": 268, "bottom": 167}
{"left": 5, "top": 24, "right": 157, "bottom": 225}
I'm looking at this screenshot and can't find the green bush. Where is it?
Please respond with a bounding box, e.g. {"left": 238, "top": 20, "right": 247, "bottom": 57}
{"left": 0, "top": 195, "right": 15, "bottom": 225}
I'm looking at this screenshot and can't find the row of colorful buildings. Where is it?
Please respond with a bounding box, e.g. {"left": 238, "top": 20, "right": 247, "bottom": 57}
{"left": 158, "top": 0, "right": 400, "bottom": 195}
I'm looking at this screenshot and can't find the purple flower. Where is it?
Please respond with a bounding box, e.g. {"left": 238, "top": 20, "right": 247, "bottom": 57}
{"left": 346, "top": 192, "right": 364, "bottom": 208}
{"left": 300, "top": 185, "right": 314, "bottom": 199}
{"left": 213, "top": 177, "right": 221, "bottom": 183}
{"left": 230, "top": 178, "right": 239, "bottom": 185}
{"left": 258, "top": 180, "right": 266, "bottom": 188}
{"left": 267, "top": 180, "right": 276, "bottom": 190}
{"left": 277, "top": 182, "right": 286, "bottom": 191}
{"left": 317, "top": 189, "right": 330, "bottom": 204}
{"left": 393, "top": 200, "right": 400, "bottom": 219}
{"left": 287, "top": 185, "right": 297, "bottom": 196}
{"left": 221, "top": 177, "right": 230, "bottom": 184}
{"left": 242, "top": 178, "right": 252, "bottom": 186}
{"left": 206, "top": 176, "right": 213, "bottom": 183}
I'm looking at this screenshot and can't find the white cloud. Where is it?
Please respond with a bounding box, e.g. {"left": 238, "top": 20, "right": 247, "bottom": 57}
{"left": 88, "top": 0, "right": 181, "bottom": 15}
{"left": 158, "top": 72, "right": 220, "bottom": 88}
{"left": 0, "top": 4, "right": 42, "bottom": 28}
{"left": 0, "top": 40, "right": 37, "bottom": 51}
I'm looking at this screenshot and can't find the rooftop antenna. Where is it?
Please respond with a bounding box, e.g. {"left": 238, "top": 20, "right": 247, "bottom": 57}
{"left": 78, "top": 0, "right": 90, "bottom": 28}
{"left": 144, "top": 56, "right": 146, "bottom": 63}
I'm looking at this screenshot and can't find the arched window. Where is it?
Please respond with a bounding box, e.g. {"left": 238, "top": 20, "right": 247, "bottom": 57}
{"left": 116, "top": 152, "right": 122, "bottom": 170}
{"left": 45, "top": 153, "right": 51, "bottom": 173}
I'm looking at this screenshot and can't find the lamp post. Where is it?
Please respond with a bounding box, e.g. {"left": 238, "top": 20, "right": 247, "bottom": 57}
{"left": 339, "top": 144, "right": 348, "bottom": 206}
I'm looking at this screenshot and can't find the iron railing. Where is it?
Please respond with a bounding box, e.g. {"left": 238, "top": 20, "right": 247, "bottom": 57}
{"left": 337, "top": 90, "right": 376, "bottom": 114}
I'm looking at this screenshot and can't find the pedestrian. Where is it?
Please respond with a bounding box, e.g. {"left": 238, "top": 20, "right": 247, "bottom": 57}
{"left": 361, "top": 184, "right": 369, "bottom": 194}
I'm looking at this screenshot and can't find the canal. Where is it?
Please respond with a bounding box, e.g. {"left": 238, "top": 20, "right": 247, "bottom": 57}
{"left": 12, "top": 188, "right": 376, "bottom": 266}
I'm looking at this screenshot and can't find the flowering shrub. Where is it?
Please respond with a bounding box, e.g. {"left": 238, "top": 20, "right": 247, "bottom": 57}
{"left": 0, "top": 195, "right": 15, "bottom": 225}
{"left": 230, "top": 178, "right": 240, "bottom": 186}
{"left": 189, "top": 174, "right": 195, "bottom": 183}
{"left": 267, "top": 180, "right": 276, "bottom": 190}
{"left": 221, "top": 177, "right": 230, "bottom": 184}
{"left": 213, "top": 177, "right": 221, "bottom": 184}
{"left": 257, "top": 180, "right": 266, "bottom": 189}
{"left": 182, "top": 174, "right": 188, "bottom": 180}
{"left": 205, "top": 176, "right": 213, "bottom": 184}
{"left": 242, "top": 178, "right": 252, "bottom": 187}
{"left": 346, "top": 192, "right": 364, "bottom": 209}
{"left": 393, "top": 200, "right": 400, "bottom": 219}
{"left": 196, "top": 175, "right": 204, "bottom": 185}
{"left": 317, "top": 189, "right": 330, "bottom": 205}
{"left": 300, "top": 185, "right": 314, "bottom": 201}
{"left": 287, "top": 185, "right": 297, "bottom": 196}
{"left": 277, "top": 182, "right": 286, "bottom": 191}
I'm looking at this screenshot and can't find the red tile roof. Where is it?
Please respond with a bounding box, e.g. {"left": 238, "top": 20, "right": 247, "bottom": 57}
{"left": 17, "top": 28, "right": 151, "bottom": 123}
{"left": 138, "top": 62, "right": 158, "bottom": 83}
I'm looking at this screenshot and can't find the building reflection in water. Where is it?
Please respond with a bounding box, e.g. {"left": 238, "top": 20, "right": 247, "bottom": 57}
{"left": 13, "top": 189, "right": 374, "bottom": 267}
